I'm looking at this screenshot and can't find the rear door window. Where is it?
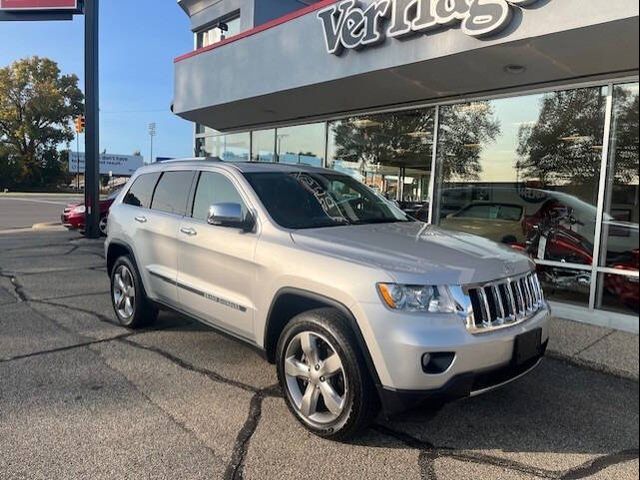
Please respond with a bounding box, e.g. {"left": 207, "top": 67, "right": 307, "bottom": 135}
{"left": 191, "top": 171, "right": 248, "bottom": 222}
{"left": 150, "top": 171, "right": 196, "bottom": 215}
{"left": 123, "top": 172, "right": 161, "bottom": 208}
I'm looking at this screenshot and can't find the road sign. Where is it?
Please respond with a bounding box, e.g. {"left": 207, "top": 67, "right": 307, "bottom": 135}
{"left": 0, "top": 0, "right": 78, "bottom": 10}
{"left": 69, "top": 152, "right": 143, "bottom": 176}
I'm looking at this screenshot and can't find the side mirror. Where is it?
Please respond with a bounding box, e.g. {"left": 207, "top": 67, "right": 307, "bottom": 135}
{"left": 207, "top": 203, "right": 254, "bottom": 232}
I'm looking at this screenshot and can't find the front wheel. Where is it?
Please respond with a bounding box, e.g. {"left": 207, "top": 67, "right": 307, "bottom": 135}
{"left": 276, "top": 308, "right": 379, "bottom": 440}
{"left": 110, "top": 255, "right": 157, "bottom": 328}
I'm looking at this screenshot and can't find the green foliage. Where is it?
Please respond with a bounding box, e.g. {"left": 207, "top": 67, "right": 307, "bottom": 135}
{"left": 330, "top": 104, "right": 500, "bottom": 184}
{"left": 0, "top": 56, "right": 84, "bottom": 189}
{"left": 516, "top": 88, "right": 606, "bottom": 185}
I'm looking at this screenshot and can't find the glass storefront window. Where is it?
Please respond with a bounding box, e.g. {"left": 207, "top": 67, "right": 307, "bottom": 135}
{"left": 596, "top": 82, "right": 639, "bottom": 316}
{"left": 197, "top": 133, "right": 250, "bottom": 162}
{"left": 596, "top": 272, "right": 639, "bottom": 315}
{"left": 537, "top": 266, "right": 592, "bottom": 308}
{"left": 599, "top": 83, "right": 639, "bottom": 270}
{"left": 436, "top": 87, "right": 607, "bottom": 305}
{"left": 276, "top": 123, "right": 325, "bottom": 167}
{"left": 328, "top": 109, "right": 435, "bottom": 222}
{"left": 252, "top": 129, "right": 276, "bottom": 162}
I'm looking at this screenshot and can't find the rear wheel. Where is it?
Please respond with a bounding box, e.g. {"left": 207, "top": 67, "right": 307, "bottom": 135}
{"left": 98, "top": 215, "right": 108, "bottom": 236}
{"left": 110, "top": 255, "right": 157, "bottom": 328}
{"left": 276, "top": 308, "right": 379, "bottom": 440}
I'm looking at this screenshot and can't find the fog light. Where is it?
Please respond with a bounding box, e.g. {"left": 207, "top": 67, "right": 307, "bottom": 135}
{"left": 422, "top": 352, "right": 455, "bottom": 374}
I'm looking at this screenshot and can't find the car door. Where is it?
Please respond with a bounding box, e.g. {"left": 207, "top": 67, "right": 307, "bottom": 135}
{"left": 176, "top": 169, "right": 258, "bottom": 339}
{"left": 130, "top": 169, "right": 195, "bottom": 305}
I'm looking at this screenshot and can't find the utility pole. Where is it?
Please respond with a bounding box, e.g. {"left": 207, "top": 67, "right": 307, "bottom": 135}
{"left": 148, "top": 122, "right": 156, "bottom": 164}
{"left": 84, "top": 0, "right": 100, "bottom": 238}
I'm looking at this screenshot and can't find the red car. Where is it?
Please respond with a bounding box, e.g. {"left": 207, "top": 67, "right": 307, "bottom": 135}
{"left": 61, "top": 189, "right": 120, "bottom": 236}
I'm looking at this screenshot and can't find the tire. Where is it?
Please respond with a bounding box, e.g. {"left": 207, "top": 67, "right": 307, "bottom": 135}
{"left": 110, "top": 255, "right": 157, "bottom": 328}
{"left": 98, "top": 215, "right": 108, "bottom": 237}
{"left": 276, "top": 308, "right": 379, "bottom": 440}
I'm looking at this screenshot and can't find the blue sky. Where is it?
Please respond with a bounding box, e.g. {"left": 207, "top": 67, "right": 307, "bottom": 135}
{"left": 0, "top": 1, "right": 194, "bottom": 161}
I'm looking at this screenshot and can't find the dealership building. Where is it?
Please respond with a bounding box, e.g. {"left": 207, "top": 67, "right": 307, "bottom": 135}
{"left": 174, "top": 0, "right": 639, "bottom": 332}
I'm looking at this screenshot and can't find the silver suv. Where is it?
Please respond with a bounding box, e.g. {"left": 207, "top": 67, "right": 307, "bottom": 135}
{"left": 105, "top": 160, "right": 550, "bottom": 439}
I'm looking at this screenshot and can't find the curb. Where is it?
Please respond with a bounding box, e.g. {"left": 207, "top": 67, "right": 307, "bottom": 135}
{"left": 547, "top": 350, "right": 639, "bottom": 382}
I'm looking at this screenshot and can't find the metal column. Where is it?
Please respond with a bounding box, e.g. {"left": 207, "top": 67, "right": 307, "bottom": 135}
{"left": 83, "top": 0, "right": 100, "bottom": 238}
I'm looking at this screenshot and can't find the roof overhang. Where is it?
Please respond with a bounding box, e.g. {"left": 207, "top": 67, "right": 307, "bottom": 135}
{"left": 173, "top": 0, "right": 639, "bottom": 132}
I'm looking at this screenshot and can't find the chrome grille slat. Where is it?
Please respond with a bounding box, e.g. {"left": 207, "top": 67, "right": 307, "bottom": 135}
{"left": 493, "top": 285, "right": 505, "bottom": 325}
{"left": 465, "top": 272, "right": 546, "bottom": 333}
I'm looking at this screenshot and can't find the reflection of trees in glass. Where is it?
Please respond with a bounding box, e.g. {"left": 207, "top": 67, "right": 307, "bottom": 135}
{"left": 332, "top": 110, "right": 435, "bottom": 172}
{"left": 438, "top": 102, "right": 501, "bottom": 182}
{"left": 516, "top": 89, "right": 606, "bottom": 185}
{"left": 610, "top": 86, "right": 639, "bottom": 184}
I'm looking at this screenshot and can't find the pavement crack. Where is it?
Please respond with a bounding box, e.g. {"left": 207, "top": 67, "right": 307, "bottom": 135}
{"left": 0, "top": 268, "right": 29, "bottom": 302}
{"left": 0, "top": 332, "right": 137, "bottom": 363}
{"left": 573, "top": 330, "right": 616, "bottom": 357}
{"left": 373, "top": 424, "right": 558, "bottom": 479}
{"left": 38, "top": 290, "right": 111, "bottom": 301}
{"left": 224, "top": 384, "right": 281, "bottom": 480}
{"left": 117, "top": 337, "right": 261, "bottom": 394}
{"left": 560, "top": 449, "right": 639, "bottom": 479}
{"left": 31, "top": 298, "right": 120, "bottom": 326}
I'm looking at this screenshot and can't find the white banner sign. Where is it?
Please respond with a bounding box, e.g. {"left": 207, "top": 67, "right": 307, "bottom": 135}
{"left": 69, "top": 152, "right": 143, "bottom": 176}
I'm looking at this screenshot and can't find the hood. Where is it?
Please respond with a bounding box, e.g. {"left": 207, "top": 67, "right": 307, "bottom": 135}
{"left": 291, "top": 222, "right": 533, "bottom": 285}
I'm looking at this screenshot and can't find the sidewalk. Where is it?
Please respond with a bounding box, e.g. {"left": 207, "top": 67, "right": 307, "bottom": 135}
{"left": 548, "top": 316, "right": 639, "bottom": 381}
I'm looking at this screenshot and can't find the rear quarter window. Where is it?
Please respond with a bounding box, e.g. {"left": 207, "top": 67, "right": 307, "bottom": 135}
{"left": 123, "top": 173, "right": 161, "bottom": 208}
{"left": 150, "top": 171, "right": 196, "bottom": 215}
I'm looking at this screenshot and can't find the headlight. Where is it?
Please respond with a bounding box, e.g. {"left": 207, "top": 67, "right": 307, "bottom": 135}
{"left": 377, "top": 283, "right": 456, "bottom": 313}
{"left": 72, "top": 205, "right": 86, "bottom": 214}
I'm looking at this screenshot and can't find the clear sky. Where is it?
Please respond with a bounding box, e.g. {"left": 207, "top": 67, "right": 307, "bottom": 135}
{"left": 0, "top": 0, "right": 194, "bottom": 161}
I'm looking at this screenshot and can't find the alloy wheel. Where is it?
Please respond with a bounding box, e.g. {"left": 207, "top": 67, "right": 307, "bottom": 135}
{"left": 99, "top": 216, "right": 108, "bottom": 235}
{"left": 113, "top": 265, "right": 136, "bottom": 320}
{"left": 283, "top": 331, "right": 347, "bottom": 425}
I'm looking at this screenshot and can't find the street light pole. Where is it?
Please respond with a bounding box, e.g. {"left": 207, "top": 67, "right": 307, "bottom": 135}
{"left": 84, "top": 0, "right": 100, "bottom": 238}
{"left": 148, "top": 122, "right": 156, "bottom": 163}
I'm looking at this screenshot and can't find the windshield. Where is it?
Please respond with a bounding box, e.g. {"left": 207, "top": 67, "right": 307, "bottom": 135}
{"left": 243, "top": 171, "right": 411, "bottom": 229}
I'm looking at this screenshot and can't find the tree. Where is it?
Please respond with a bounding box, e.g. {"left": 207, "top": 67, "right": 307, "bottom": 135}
{"left": 437, "top": 102, "right": 501, "bottom": 182}
{"left": 331, "top": 103, "right": 500, "bottom": 184}
{"left": 0, "top": 57, "right": 84, "bottom": 188}
{"left": 516, "top": 88, "right": 607, "bottom": 186}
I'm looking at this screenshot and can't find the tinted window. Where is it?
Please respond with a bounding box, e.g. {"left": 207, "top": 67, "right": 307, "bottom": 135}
{"left": 150, "top": 171, "right": 195, "bottom": 215}
{"left": 243, "top": 172, "right": 409, "bottom": 229}
{"left": 123, "top": 173, "right": 161, "bottom": 208}
{"left": 192, "top": 171, "right": 248, "bottom": 222}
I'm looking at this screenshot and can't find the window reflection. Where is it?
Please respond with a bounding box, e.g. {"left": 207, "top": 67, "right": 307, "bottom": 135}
{"left": 437, "top": 87, "right": 606, "bottom": 305}
{"left": 252, "top": 129, "right": 276, "bottom": 162}
{"left": 276, "top": 123, "right": 325, "bottom": 167}
{"left": 328, "top": 109, "right": 435, "bottom": 222}
{"left": 599, "top": 83, "right": 639, "bottom": 271}
{"left": 596, "top": 272, "right": 639, "bottom": 315}
{"left": 197, "top": 133, "right": 250, "bottom": 162}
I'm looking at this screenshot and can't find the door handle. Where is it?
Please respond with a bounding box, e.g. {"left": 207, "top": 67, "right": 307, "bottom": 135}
{"left": 180, "top": 227, "right": 197, "bottom": 236}
{"left": 134, "top": 216, "right": 147, "bottom": 223}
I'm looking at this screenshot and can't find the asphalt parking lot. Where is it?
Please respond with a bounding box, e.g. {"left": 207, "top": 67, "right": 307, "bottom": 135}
{"left": 0, "top": 230, "right": 638, "bottom": 480}
{"left": 0, "top": 193, "right": 82, "bottom": 231}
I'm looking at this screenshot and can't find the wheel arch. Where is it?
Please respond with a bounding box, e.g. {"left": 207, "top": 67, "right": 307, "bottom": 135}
{"left": 106, "top": 240, "right": 135, "bottom": 276}
{"left": 263, "top": 287, "right": 381, "bottom": 388}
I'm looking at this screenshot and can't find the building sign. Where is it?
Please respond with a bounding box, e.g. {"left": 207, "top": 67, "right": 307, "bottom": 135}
{"left": 318, "top": 0, "right": 541, "bottom": 55}
{"left": 69, "top": 152, "right": 144, "bottom": 176}
{"left": 0, "top": 0, "right": 77, "bottom": 10}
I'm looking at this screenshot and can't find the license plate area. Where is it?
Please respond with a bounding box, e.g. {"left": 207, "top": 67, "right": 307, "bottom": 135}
{"left": 513, "top": 328, "right": 542, "bottom": 366}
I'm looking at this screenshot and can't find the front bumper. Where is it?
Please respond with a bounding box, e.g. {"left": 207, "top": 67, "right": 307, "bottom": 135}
{"left": 350, "top": 301, "right": 551, "bottom": 398}
{"left": 378, "top": 341, "right": 547, "bottom": 415}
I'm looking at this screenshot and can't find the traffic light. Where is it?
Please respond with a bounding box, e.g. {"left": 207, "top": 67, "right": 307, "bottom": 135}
{"left": 74, "top": 115, "right": 85, "bottom": 134}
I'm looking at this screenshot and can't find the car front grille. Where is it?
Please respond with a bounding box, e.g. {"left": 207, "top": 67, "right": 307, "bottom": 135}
{"left": 466, "top": 272, "right": 544, "bottom": 333}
